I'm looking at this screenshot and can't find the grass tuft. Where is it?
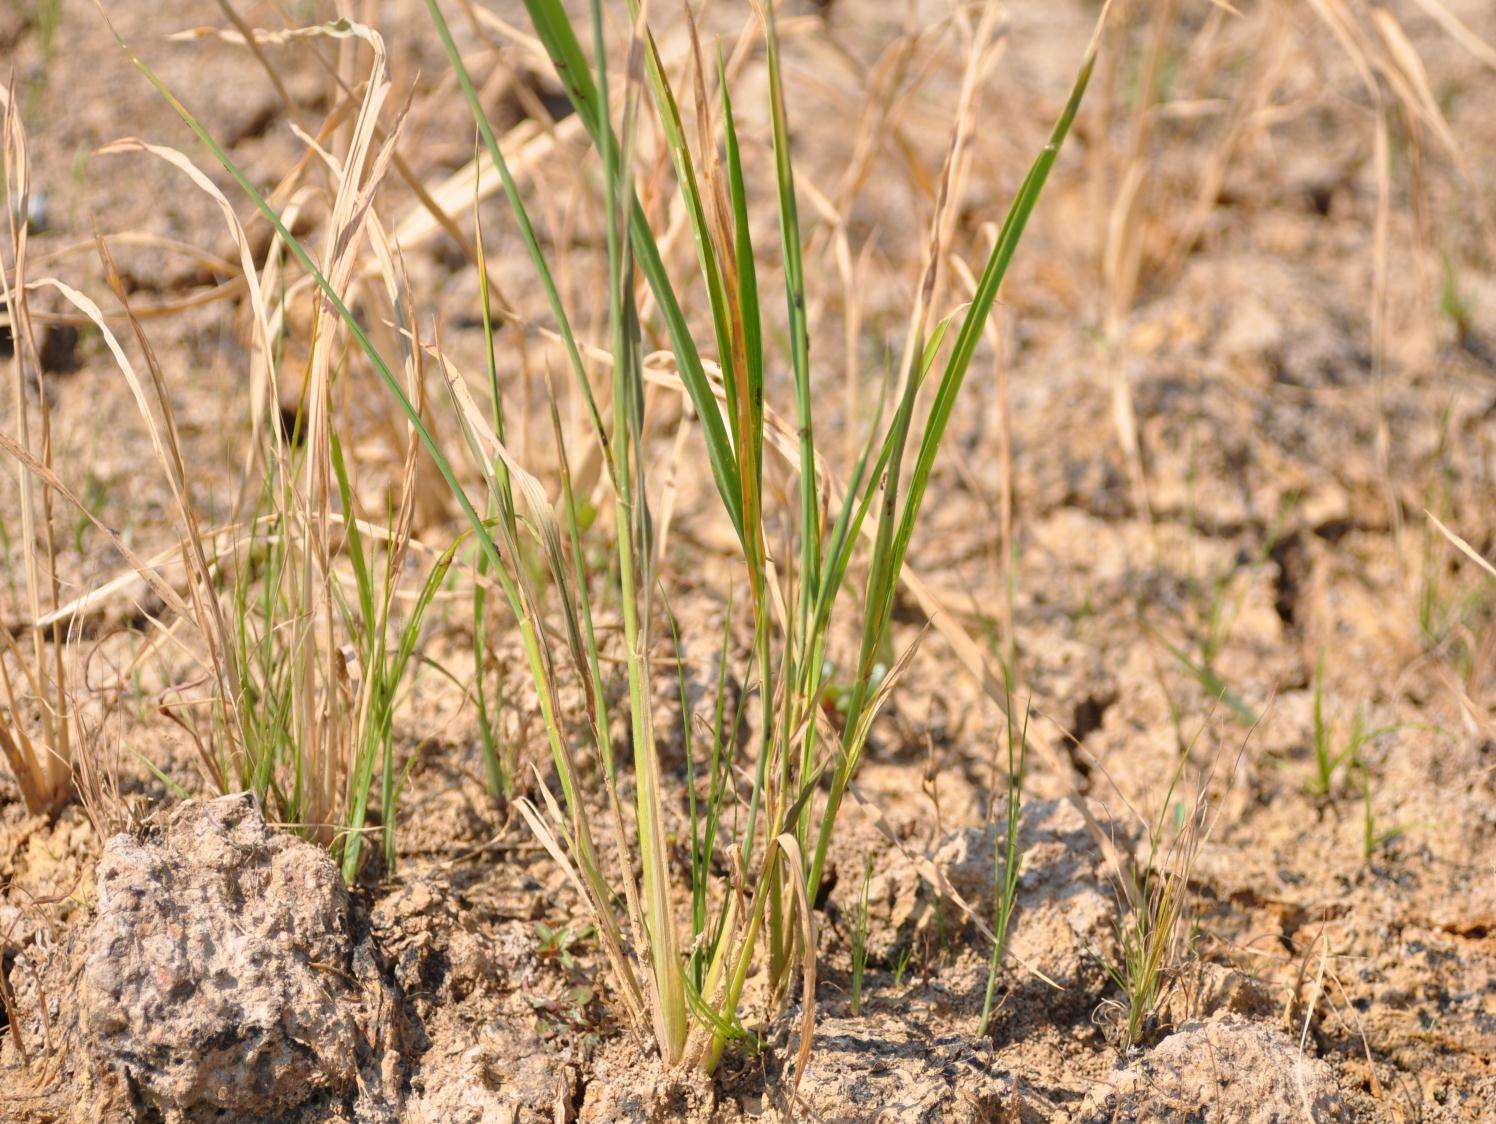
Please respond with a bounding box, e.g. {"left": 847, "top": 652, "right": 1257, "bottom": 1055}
{"left": 82, "top": 0, "right": 1111, "bottom": 1073}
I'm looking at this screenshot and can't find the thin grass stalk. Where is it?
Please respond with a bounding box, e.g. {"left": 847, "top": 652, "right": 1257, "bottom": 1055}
{"left": 979, "top": 697, "right": 1028, "bottom": 1035}
{"left": 758, "top": 0, "right": 818, "bottom": 652}
{"left": 516, "top": 0, "right": 745, "bottom": 538}
{"left": 755, "top": 0, "right": 819, "bottom": 981}
{"left": 595, "top": 0, "right": 688, "bottom": 1063}
{"left": 0, "top": 86, "right": 71, "bottom": 815}
{"left": 545, "top": 393, "right": 650, "bottom": 962}
{"left": 473, "top": 200, "right": 513, "bottom": 800}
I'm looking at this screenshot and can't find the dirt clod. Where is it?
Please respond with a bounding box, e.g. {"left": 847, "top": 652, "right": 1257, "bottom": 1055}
{"left": 940, "top": 798, "right": 1120, "bottom": 1015}
{"left": 1077, "top": 1012, "right": 1345, "bottom": 1122}
{"left": 579, "top": 1035, "right": 720, "bottom": 1122}
{"left": 788, "top": 1013, "right": 1018, "bottom": 1122}
{"left": 77, "top": 793, "right": 375, "bottom": 1120}
{"left": 407, "top": 1016, "right": 574, "bottom": 1123}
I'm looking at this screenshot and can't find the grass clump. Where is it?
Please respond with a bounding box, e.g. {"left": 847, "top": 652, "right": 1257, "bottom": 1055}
{"left": 112, "top": 53, "right": 455, "bottom": 877}
{"left": 2, "top": 21, "right": 454, "bottom": 878}
{"left": 445, "top": 0, "right": 1107, "bottom": 1071}
{"left": 1099, "top": 731, "right": 1223, "bottom": 1050}
{"left": 98, "top": 0, "right": 1110, "bottom": 1075}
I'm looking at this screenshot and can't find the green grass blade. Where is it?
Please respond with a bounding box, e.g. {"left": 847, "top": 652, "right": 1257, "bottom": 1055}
{"left": 761, "top": 0, "right": 819, "bottom": 628}
{"left": 517, "top": 0, "right": 743, "bottom": 539}
{"left": 807, "top": 42, "right": 1099, "bottom": 905}
{"left": 720, "top": 60, "right": 763, "bottom": 490}
{"left": 885, "top": 47, "right": 1100, "bottom": 599}
{"left": 421, "top": 0, "right": 606, "bottom": 446}
{"left": 595, "top": 0, "right": 687, "bottom": 1062}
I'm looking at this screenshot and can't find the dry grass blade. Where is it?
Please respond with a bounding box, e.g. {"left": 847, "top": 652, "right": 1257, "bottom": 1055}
{"left": 0, "top": 431, "right": 195, "bottom": 623}
{"left": 97, "top": 139, "right": 280, "bottom": 444}
{"left": 1408, "top": 0, "right": 1496, "bottom": 69}
{"left": 431, "top": 349, "right": 562, "bottom": 553}
{"left": 774, "top": 832, "right": 816, "bottom": 1090}
{"left": 1427, "top": 511, "right": 1496, "bottom": 580}
{"left": 0, "top": 84, "right": 73, "bottom": 816}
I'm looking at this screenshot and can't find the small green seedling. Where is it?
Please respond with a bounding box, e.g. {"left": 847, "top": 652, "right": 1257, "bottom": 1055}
{"left": 1100, "top": 724, "right": 1218, "bottom": 1050}
{"left": 1439, "top": 257, "right": 1473, "bottom": 345}
{"left": 1356, "top": 760, "right": 1405, "bottom": 859}
{"left": 979, "top": 698, "right": 1029, "bottom": 1035}
{"left": 849, "top": 857, "right": 873, "bottom": 1016}
{"left": 1307, "top": 655, "right": 1397, "bottom": 800}
{"left": 534, "top": 921, "right": 591, "bottom": 972}
{"left": 892, "top": 943, "right": 917, "bottom": 989}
